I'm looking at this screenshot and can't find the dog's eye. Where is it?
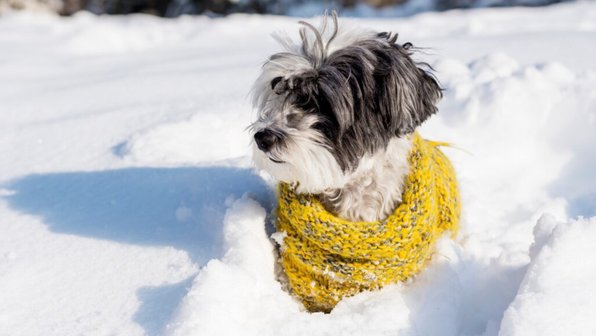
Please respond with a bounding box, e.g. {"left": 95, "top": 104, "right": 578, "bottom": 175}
{"left": 271, "top": 77, "right": 283, "bottom": 90}
{"left": 286, "top": 113, "right": 302, "bottom": 125}
{"left": 294, "top": 93, "right": 316, "bottom": 111}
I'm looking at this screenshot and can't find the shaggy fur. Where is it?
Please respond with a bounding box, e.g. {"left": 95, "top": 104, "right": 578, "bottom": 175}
{"left": 250, "top": 14, "right": 442, "bottom": 222}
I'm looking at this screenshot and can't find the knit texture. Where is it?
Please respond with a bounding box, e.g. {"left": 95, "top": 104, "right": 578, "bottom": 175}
{"left": 276, "top": 133, "right": 460, "bottom": 312}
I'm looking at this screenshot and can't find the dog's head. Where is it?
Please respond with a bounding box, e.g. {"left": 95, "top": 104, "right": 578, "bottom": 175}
{"left": 250, "top": 15, "right": 441, "bottom": 193}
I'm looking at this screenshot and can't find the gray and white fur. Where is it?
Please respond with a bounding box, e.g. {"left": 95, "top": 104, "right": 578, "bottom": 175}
{"left": 250, "top": 14, "right": 442, "bottom": 222}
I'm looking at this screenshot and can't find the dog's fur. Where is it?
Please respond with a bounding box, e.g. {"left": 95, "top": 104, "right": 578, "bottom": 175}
{"left": 250, "top": 15, "right": 442, "bottom": 222}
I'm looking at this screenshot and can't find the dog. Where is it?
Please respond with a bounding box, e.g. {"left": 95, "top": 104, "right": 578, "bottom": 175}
{"left": 250, "top": 14, "right": 442, "bottom": 223}
{"left": 248, "top": 14, "right": 458, "bottom": 312}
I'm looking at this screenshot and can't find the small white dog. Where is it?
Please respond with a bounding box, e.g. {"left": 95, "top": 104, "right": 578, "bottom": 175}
{"left": 250, "top": 14, "right": 442, "bottom": 222}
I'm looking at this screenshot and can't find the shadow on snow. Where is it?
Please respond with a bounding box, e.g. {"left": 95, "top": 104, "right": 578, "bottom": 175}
{"left": 2, "top": 166, "right": 274, "bottom": 335}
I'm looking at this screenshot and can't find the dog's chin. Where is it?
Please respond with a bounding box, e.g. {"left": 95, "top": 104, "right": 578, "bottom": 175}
{"left": 252, "top": 142, "right": 346, "bottom": 194}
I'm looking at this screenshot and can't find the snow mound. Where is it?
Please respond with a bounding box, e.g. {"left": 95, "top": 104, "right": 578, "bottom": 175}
{"left": 119, "top": 109, "right": 252, "bottom": 165}
{"left": 499, "top": 216, "right": 596, "bottom": 336}
{"left": 166, "top": 196, "right": 298, "bottom": 335}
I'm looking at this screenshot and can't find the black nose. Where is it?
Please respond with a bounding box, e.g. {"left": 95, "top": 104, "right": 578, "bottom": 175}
{"left": 254, "top": 129, "right": 278, "bottom": 152}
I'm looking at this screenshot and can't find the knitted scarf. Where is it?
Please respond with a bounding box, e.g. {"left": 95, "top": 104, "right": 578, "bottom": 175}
{"left": 275, "top": 133, "right": 460, "bottom": 312}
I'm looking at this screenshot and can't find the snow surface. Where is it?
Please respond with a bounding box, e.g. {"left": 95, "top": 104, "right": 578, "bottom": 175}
{"left": 1, "top": 2, "right": 596, "bottom": 335}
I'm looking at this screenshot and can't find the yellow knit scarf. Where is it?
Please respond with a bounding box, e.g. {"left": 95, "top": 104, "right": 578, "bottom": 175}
{"left": 276, "top": 133, "right": 460, "bottom": 312}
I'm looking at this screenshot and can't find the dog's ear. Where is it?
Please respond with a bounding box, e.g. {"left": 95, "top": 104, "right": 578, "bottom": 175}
{"left": 410, "top": 67, "right": 442, "bottom": 131}
{"left": 374, "top": 40, "right": 442, "bottom": 136}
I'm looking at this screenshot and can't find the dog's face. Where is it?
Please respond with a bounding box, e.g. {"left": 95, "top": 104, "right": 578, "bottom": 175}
{"left": 250, "top": 17, "right": 441, "bottom": 193}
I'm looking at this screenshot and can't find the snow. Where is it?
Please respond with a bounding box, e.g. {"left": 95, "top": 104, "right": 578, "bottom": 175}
{"left": 1, "top": 2, "right": 596, "bottom": 335}
{"left": 499, "top": 216, "right": 596, "bottom": 336}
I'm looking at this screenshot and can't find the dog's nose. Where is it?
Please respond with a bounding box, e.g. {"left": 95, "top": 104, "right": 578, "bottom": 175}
{"left": 254, "top": 129, "right": 277, "bottom": 152}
